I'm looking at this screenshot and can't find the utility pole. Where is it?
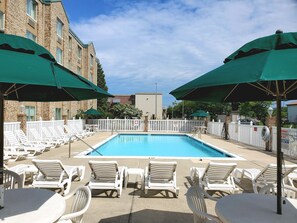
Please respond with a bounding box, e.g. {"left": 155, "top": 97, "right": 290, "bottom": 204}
{"left": 155, "top": 83, "right": 157, "bottom": 119}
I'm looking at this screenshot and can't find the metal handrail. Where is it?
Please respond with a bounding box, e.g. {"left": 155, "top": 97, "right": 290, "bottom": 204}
{"left": 68, "top": 134, "right": 102, "bottom": 158}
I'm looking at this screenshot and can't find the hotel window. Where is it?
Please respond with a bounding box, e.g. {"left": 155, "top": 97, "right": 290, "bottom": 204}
{"left": 56, "top": 47, "right": 63, "bottom": 64}
{"left": 55, "top": 108, "right": 62, "bottom": 120}
{"left": 56, "top": 19, "right": 63, "bottom": 38}
{"left": 89, "top": 73, "right": 93, "bottom": 82}
{"left": 25, "top": 106, "right": 36, "bottom": 121}
{"left": 77, "top": 66, "right": 81, "bottom": 75}
{"left": 77, "top": 46, "right": 82, "bottom": 60}
{"left": 25, "top": 30, "right": 36, "bottom": 42}
{"left": 90, "top": 54, "right": 94, "bottom": 67}
{"left": 68, "top": 36, "right": 72, "bottom": 51}
{"left": 27, "top": 0, "right": 37, "bottom": 20}
{"left": 0, "top": 11, "right": 4, "bottom": 31}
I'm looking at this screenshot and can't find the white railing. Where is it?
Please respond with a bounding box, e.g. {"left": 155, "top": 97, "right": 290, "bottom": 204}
{"left": 272, "top": 127, "right": 297, "bottom": 158}
{"left": 208, "top": 120, "right": 224, "bottom": 137}
{"left": 95, "top": 118, "right": 144, "bottom": 132}
{"left": 89, "top": 118, "right": 205, "bottom": 132}
{"left": 67, "top": 118, "right": 84, "bottom": 132}
{"left": 148, "top": 119, "right": 205, "bottom": 132}
{"left": 26, "top": 118, "right": 65, "bottom": 141}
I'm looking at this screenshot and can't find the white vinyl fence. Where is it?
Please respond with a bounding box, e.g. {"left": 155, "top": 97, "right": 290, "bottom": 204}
{"left": 148, "top": 119, "right": 205, "bottom": 132}
{"left": 90, "top": 118, "right": 205, "bottom": 132}
{"left": 5, "top": 117, "right": 297, "bottom": 159}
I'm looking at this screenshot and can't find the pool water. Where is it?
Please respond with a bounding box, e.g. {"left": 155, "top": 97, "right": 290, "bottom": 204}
{"left": 87, "top": 134, "right": 233, "bottom": 158}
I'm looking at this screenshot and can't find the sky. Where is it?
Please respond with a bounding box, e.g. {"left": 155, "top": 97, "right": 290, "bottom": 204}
{"left": 62, "top": 0, "right": 297, "bottom": 107}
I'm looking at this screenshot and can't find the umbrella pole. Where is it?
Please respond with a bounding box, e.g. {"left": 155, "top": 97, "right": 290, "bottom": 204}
{"left": 276, "top": 95, "right": 282, "bottom": 215}
{"left": 0, "top": 93, "right": 3, "bottom": 208}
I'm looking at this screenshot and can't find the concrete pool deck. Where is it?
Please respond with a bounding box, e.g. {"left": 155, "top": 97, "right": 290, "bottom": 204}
{"left": 6, "top": 131, "right": 297, "bottom": 223}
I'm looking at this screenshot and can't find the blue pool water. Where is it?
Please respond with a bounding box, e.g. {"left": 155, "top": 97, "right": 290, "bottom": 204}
{"left": 87, "top": 134, "right": 233, "bottom": 158}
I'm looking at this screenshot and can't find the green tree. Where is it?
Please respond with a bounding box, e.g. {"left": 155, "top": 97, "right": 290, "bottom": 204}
{"left": 238, "top": 101, "right": 271, "bottom": 124}
{"left": 109, "top": 104, "right": 142, "bottom": 119}
{"left": 96, "top": 58, "right": 109, "bottom": 113}
{"left": 168, "top": 101, "right": 231, "bottom": 120}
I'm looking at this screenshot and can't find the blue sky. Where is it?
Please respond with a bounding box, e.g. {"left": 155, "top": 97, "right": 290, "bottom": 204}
{"left": 62, "top": 0, "right": 297, "bottom": 107}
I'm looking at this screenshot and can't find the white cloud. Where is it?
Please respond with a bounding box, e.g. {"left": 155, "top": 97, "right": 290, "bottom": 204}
{"left": 71, "top": 0, "right": 297, "bottom": 106}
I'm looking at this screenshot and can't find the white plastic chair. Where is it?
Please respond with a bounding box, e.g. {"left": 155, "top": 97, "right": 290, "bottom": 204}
{"left": 190, "top": 162, "right": 238, "bottom": 194}
{"left": 144, "top": 161, "right": 179, "bottom": 197}
{"left": 234, "top": 164, "right": 297, "bottom": 193}
{"left": 3, "top": 169, "right": 23, "bottom": 190}
{"left": 88, "top": 160, "right": 126, "bottom": 197}
{"left": 259, "top": 183, "right": 297, "bottom": 199}
{"left": 29, "top": 128, "right": 59, "bottom": 148}
{"left": 32, "top": 159, "right": 85, "bottom": 195}
{"left": 58, "top": 186, "right": 92, "bottom": 223}
{"left": 186, "top": 185, "right": 222, "bottom": 223}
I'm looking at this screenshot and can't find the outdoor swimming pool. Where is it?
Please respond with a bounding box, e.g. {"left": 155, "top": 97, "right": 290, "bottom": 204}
{"left": 86, "top": 134, "right": 234, "bottom": 158}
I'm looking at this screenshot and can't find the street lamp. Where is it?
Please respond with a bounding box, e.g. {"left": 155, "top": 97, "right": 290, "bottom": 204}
{"left": 172, "top": 101, "right": 177, "bottom": 119}
{"left": 268, "top": 106, "right": 273, "bottom": 118}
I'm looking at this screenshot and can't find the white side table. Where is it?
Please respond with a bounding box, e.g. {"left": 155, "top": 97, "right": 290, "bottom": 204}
{"left": 125, "top": 168, "right": 144, "bottom": 190}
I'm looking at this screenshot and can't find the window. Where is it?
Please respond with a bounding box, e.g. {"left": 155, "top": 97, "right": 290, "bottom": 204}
{"left": 56, "top": 19, "right": 63, "bottom": 38}
{"left": 89, "top": 73, "right": 93, "bottom": 82}
{"left": 27, "top": 0, "right": 37, "bottom": 20}
{"left": 56, "top": 47, "right": 63, "bottom": 64}
{"left": 90, "top": 54, "right": 94, "bottom": 67}
{"left": 0, "top": 11, "right": 4, "bottom": 31}
{"left": 25, "top": 106, "right": 36, "bottom": 121}
{"left": 77, "top": 66, "right": 81, "bottom": 74}
{"left": 25, "top": 30, "right": 36, "bottom": 42}
{"left": 77, "top": 46, "right": 82, "bottom": 59}
{"left": 68, "top": 36, "right": 72, "bottom": 51}
{"left": 55, "top": 108, "right": 62, "bottom": 120}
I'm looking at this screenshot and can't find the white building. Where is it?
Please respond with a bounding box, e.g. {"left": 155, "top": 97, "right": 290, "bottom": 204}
{"left": 287, "top": 101, "right": 297, "bottom": 123}
{"left": 135, "top": 93, "right": 163, "bottom": 119}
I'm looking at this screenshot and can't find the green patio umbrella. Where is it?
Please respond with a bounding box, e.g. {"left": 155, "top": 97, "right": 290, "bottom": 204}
{"left": 190, "top": 110, "right": 209, "bottom": 118}
{"left": 0, "top": 33, "right": 113, "bottom": 208}
{"left": 83, "top": 108, "right": 103, "bottom": 116}
{"left": 170, "top": 31, "right": 297, "bottom": 215}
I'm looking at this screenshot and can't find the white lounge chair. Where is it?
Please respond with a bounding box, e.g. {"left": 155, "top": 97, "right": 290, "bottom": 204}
{"left": 42, "top": 127, "right": 65, "bottom": 145}
{"left": 186, "top": 185, "right": 222, "bottom": 223}
{"left": 88, "top": 160, "right": 126, "bottom": 197}
{"left": 32, "top": 159, "right": 85, "bottom": 195}
{"left": 4, "top": 147, "right": 29, "bottom": 162}
{"left": 58, "top": 186, "right": 92, "bottom": 223}
{"left": 233, "top": 164, "right": 297, "bottom": 193}
{"left": 4, "top": 130, "right": 45, "bottom": 156}
{"left": 190, "top": 162, "right": 238, "bottom": 194}
{"left": 64, "top": 125, "right": 86, "bottom": 139}
{"left": 29, "top": 128, "right": 59, "bottom": 148}
{"left": 74, "top": 123, "right": 94, "bottom": 137}
{"left": 15, "top": 129, "right": 52, "bottom": 150}
{"left": 144, "top": 161, "right": 179, "bottom": 197}
{"left": 48, "top": 126, "right": 69, "bottom": 144}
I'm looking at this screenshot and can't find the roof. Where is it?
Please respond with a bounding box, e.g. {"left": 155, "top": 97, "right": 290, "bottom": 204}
{"left": 287, "top": 101, "right": 297, "bottom": 106}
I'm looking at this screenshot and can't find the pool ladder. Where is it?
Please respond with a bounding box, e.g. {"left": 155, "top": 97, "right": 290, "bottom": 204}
{"left": 68, "top": 134, "right": 102, "bottom": 158}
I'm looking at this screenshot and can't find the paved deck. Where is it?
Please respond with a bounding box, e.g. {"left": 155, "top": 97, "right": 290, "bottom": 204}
{"left": 6, "top": 132, "right": 297, "bottom": 223}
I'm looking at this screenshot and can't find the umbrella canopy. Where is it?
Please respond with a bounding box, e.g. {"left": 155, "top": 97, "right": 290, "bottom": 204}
{"left": 170, "top": 31, "right": 297, "bottom": 215}
{"left": 190, "top": 110, "right": 209, "bottom": 117}
{"left": 0, "top": 34, "right": 113, "bottom": 207}
{"left": 83, "top": 108, "right": 103, "bottom": 116}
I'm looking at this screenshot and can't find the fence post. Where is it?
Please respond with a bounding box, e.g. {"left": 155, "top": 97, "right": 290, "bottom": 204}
{"left": 237, "top": 120, "right": 241, "bottom": 142}
{"left": 249, "top": 121, "right": 253, "bottom": 144}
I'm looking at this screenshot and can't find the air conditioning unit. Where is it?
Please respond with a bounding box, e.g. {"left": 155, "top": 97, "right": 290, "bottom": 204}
{"left": 27, "top": 17, "right": 36, "bottom": 28}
